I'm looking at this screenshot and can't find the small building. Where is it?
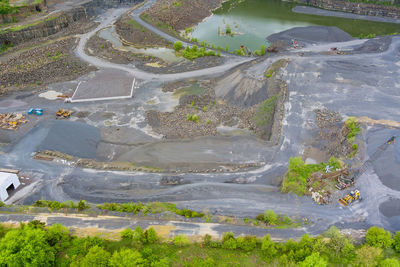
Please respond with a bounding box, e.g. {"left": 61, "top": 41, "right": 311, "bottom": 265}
{"left": 0, "top": 172, "right": 20, "bottom": 202}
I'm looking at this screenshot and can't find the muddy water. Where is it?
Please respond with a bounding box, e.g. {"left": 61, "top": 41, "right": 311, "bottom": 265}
{"left": 192, "top": 0, "right": 400, "bottom": 52}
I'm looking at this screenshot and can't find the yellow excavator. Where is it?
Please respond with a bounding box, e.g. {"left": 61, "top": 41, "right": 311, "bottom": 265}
{"left": 338, "top": 189, "right": 361, "bottom": 207}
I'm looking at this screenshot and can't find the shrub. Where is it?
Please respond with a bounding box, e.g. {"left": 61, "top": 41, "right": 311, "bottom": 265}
{"left": 345, "top": 117, "right": 361, "bottom": 143}
{"left": 264, "top": 210, "right": 278, "bottom": 225}
{"left": 203, "top": 234, "right": 212, "bottom": 246}
{"left": 144, "top": 228, "right": 157, "bottom": 244}
{"left": 237, "top": 236, "right": 257, "bottom": 251}
{"left": 354, "top": 245, "right": 382, "bottom": 267}
{"left": 393, "top": 231, "right": 400, "bottom": 251}
{"left": 366, "top": 226, "right": 393, "bottom": 248}
{"left": 253, "top": 95, "right": 278, "bottom": 127}
{"left": 77, "top": 200, "right": 89, "bottom": 211}
{"left": 173, "top": 41, "right": 183, "bottom": 51}
{"left": 260, "top": 45, "right": 267, "bottom": 56}
{"left": 133, "top": 226, "right": 145, "bottom": 243}
{"left": 121, "top": 228, "right": 133, "bottom": 240}
{"left": 261, "top": 234, "right": 277, "bottom": 262}
{"left": 225, "top": 24, "right": 231, "bottom": 34}
{"left": 173, "top": 234, "right": 190, "bottom": 247}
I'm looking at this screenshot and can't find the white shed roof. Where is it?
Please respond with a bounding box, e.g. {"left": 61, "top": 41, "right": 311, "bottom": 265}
{"left": 0, "top": 172, "right": 20, "bottom": 202}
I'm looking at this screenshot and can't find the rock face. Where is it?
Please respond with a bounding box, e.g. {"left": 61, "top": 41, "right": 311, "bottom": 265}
{"left": 288, "top": 0, "right": 400, "bottom": 19}
{"left": 0, "top": 0, "right": 143, "bottom": 47}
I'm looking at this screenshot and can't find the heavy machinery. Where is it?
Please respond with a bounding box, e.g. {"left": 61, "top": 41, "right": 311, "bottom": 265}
{"left": 338, "top": 189, "right": 361, "bottom": 207}
{"left": 56, "top": 109, "right": 72, "bottom": 118}
{"left": 28, "top": 108, "right": 43, "bottom": 116}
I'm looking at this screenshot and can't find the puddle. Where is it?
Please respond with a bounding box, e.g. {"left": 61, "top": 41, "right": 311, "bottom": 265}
{"left": 99, "top": 26, "right": 182, "bottom": 63}
{"left": 172, "top": 82, "right": 207, "bottom": 99}
{"left": 217, "top": 124, "right": 252, "bottom": 136}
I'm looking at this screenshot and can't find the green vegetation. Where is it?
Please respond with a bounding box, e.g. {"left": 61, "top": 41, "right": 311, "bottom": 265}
{"left": 253, "top": 94, "right": 278, "bottom": 127}
{"left": 345, "top": 117, "right": 361, "bottom": 143}
{"left": 174, "top": 44, "right": 216, "bottom": 60}
{"left": 34, "top": 200, "right": 90, "bottom": 211}
{"left": 1, "top": 15, "right": 59, "bottom": 33}
{"left": 0, "top": 42, "right": 12, "bottom": 54}
{"left": 140, "top": 13, "right": 179, "bottom": 37}
{"left": 173, "top": 41, "right": 183, "bottom": 51}
{"left": 0, "top": 0, "right": 14, "bottom": 16}
{"left": 359, "top": 33, "right": 377, "bottom": 39}
{"left": 254, "top": 44, "right": 267, "bottom": 56}
{"left": 186, "top": 114, "right": 200, "bottom": 123}
{"left": 225, "top": 24, "right": 232, "bottom": 35}
{"left": 254, "top": 209, "right": 301, "bottom": 228}
{"left": 97, "top": 202, "right": 204, "bottom": 218}
{"left": 281, "top": 157, "right": 341, "bottom": 196}
{"left": 172, "top": 0, "right": 182, "bottom": 7}
{"left": 1, "top": 223, "right": 399, "bottom": 266}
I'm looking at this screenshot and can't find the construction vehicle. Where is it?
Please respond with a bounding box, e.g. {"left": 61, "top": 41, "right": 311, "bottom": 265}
{"left": 56, "top": 109, "right": 72, "bottom": 119}
{"left": 338, "top": 189, "right": 361, "bottom": 207}
{"left": 28, "top": 108, "right": 43, "bottom": 116}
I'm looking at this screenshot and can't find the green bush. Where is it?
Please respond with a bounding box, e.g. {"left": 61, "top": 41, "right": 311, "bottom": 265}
{"left": 379, "top": 258, "right": 400, "bottom": 267}
{"left": 253, "top": 95, "right": 278, "bottom": 127}
{"left": 393, "top": 231, "right": 400, "bottom": 251}
{"left": 173, "top": 41, "right": 183, "bottom": 51}
{"left": 173, "top": 234, "right": 190, "bottom": 247}
{"left": 237, "top": 236, "right": 257, "bottom": 251}
{"left": 144, "top": 228, "right": 158, "bottom": 244}
{"left": 133, "top": 226, "right": 145, "bottom": 243}
{"left": 225, "top": 24, "right": 231, "bottom": 34}
{"left": 264, "top": 210, "right": 278, "bottom": 225}
{"left": 120, "top": 228, "right": 133, "bottom": 240}
{"left": 109, "top": 249, "right": 147, "bottom": 267}
{"left": 345, "top": 117, "right": 361, "bottom": 143}
{"left": 299, "top": 252, "right": 327, "bottom": 267}
{"left": 186, "top": 114, "right": 200, "bottom": 123}
{"left": 365, "top": 226, "right": 393, "bottom": 248}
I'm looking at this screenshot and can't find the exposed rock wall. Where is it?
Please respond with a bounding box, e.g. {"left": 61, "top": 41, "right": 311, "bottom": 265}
{"left": 286, "top": 0, "right": 400, "bottom": 19}
{"left": 0, "top": 0, "right": 143, "bottom": 46}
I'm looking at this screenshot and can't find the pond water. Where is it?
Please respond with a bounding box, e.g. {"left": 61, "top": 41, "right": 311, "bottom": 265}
{"left": 192, "top": 0, "right": 400, "bottom": 52}
{"left": 99, "top": 26, "right": 182, "bottom": 63}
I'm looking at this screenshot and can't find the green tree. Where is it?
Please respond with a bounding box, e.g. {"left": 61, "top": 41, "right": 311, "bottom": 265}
{"left": 109, "top": 248, "right": 147, "bottom": 267}
{"left": 47, "top": 223, "right": 70, "bottom": 251}
{"left": 0, "top": 0, "right": 12, "bottom": 16}
{"left": 75, "top": 245, "right": 111, "bottom": 267}
{"left": 324, "top": 226, "right": 355, "bottom": 263}
{"left": 0, "top": 226, "right": 56, "bottom": 266}
{"left": 353, "top": 245, "right": 382, "bottom": 267}
{"left": 379, "top": 258, "right": 400, "bottom": 267}
{"left": 299, "top": 252, "right": 327, "bottom": 267}
{"left": 365, "top": 226, "right": 393, "bottom": 248}
{"left": 393, "top": 231, "right": 400, "bottom": 252}
{"left": 237, "top": 236, "right": 257, "bottom": 251}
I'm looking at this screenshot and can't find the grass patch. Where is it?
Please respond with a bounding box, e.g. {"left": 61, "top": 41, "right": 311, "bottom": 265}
{"left": 1, "top": 15, "right": 59, "bottom": 33}
{"left": 281, "top": 157, "right": 341, "bottom": 196}
{"left": 265, "top": 58, "right": 288, "bottom": 78}
{"left": 175, "top": 44, "right": 216, "bottom": 60}
{"left": 345, "top": 117, "right": 361, "bottom": 143}
{"left": 253, "top": 94, "right": 278, "bottom": 127}
{"left": 140, "top": 13, "right": 179, "bottom": 37}
{"left": 0, "top": 43, "right": 13, "bottom": 54}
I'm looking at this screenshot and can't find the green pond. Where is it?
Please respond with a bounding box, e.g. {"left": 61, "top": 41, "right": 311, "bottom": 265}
{"left": 192, "top": 0, "right": 400, "bottom": 52}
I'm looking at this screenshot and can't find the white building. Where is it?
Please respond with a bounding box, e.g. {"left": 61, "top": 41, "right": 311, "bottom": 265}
{"left": 0, "top": 172, "right": 20, "bottom": 202}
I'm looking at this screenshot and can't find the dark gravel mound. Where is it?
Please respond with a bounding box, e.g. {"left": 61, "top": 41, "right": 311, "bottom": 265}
{"left": 379, "top": 199, "right": 400, "bottom": 231}
{"left": 38, "top": 120, "right": 100, "bottom": 159}
{"left": 267, "top": 26, "right": 354, "bottom": 46}
{"left": 353, "top": 36, "right": 392, "bottom": 54}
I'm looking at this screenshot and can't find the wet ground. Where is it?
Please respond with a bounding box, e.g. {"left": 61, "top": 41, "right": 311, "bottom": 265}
{"left": 0, "top": 0, "right": 400, "bottom": 238}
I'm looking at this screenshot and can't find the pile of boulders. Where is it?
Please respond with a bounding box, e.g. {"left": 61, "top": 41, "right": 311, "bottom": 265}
{"left": 314, "top": 109, "right": 353, "bottom": 158}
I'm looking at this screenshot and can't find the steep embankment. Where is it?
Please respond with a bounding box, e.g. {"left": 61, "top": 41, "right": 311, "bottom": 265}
{"left": 0, "top": 0, "right": 143, "bottom": 47}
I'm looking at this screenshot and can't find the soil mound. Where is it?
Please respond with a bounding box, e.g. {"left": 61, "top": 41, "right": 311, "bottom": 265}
{"left": 267, "top": 26, "right": 353, "bottom": 46}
